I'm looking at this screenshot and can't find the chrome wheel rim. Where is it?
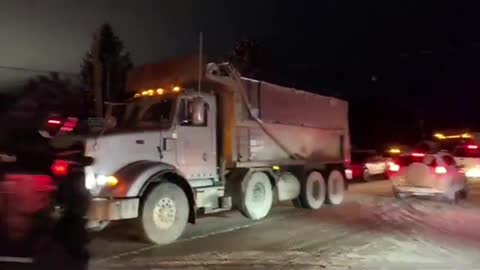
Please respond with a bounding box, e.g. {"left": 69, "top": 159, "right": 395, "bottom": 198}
{"left": 153, "top": 197, "right": 176, "bottom": 229}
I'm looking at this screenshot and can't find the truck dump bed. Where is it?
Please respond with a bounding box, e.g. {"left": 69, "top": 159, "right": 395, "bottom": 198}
{"left": 235, "top": 78, "right": 350, "bottom": 166}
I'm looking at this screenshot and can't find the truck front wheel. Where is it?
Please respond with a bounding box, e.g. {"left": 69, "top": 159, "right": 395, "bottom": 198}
{"left": 140, "top": 182, "right": 189, "bottom": 245}
{"left": 326, "top": 169, "right": 345, "bottom": 205}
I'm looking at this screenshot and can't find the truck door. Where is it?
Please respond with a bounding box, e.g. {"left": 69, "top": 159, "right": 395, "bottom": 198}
{"left": 133, "top": 100, "right": 176, "bottom": 161}
{"left": 176, "top": 97, "right": 217, "bottom": 179}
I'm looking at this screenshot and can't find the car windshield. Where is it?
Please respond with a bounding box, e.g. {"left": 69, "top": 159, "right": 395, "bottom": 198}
{"left": 396, "top": 155, "right": 414, "bottom": 166}
{"left": 395, "top": 154, "right": 428, "bottom": 166}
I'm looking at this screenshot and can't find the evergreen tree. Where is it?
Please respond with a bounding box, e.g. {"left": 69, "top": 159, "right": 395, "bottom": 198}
{"left": 81, "top": 23, "right": 133, "bottom": 116}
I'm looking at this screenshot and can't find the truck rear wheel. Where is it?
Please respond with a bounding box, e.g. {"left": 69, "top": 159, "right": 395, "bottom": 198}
{"left": 140, "top": 182, "right": 189, "bottom": 245}
{"left": 326, "top": 170, "right": 345, "bottom": 205}
{"left": 240, "top": 171, "right": 273, "bottom": 220}
{"left": 295, "top": 171, "right": 326, "bottom": 209}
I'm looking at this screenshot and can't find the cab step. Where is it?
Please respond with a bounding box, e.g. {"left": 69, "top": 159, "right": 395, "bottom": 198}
{"left": 203, "top": 196, "right": 232, "bottom": 214}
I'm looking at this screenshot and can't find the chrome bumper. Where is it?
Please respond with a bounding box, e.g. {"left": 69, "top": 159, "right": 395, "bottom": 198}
{"left": 88, "top": 197, "right": 139, "bottom": 221}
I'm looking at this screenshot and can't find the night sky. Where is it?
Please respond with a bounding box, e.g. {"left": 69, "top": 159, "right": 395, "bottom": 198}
{"left": 1, "top": 1, "right": 480, "bottom": 148}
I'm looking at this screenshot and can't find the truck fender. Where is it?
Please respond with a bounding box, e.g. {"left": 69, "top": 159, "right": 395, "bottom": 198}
{"left": 101, "top": 160, "right": 196, "bottom": 224}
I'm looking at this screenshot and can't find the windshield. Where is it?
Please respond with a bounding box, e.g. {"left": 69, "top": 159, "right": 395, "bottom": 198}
{"left": 123, "top": 98, "right": 176, "bottom": 129}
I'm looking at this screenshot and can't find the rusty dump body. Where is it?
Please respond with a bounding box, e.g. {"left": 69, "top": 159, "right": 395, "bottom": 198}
{"left": 232, "top": 78, "right": 350, "bottom": 170}
{"left": 127, "top": 55, "right": 350, "bottom": 169}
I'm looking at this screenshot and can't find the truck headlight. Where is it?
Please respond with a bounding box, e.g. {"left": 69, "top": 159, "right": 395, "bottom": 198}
{"left": 85, "top": 167, "right": 96, "bottom": 190}
{"left": 96, "top": 175, "right": 107, "bottom": 186}
{"left": 85, "top": 170, "right": 118, "bottom": 189}
{"left": 89, "top": 174, "right": 119, "bottom": 189}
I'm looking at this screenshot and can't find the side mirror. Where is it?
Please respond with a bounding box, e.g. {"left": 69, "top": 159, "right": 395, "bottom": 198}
{"left": 191, "top": 97, "right": 206, "bottom": 126}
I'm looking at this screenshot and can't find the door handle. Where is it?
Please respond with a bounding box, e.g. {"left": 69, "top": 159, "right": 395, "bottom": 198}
{"left": 202, "top": 153, "right": 208, "bottom": 161}
{"left": 157, "top": 146, "right": 164, "bottom": 159}
{"left": 162, "top": 138, "right": 168, "bottom": 151}
{"left": 136, "top": 140, "right": 144, "bottom": 144}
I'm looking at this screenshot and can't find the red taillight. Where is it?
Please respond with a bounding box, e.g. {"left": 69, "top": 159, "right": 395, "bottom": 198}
{"left": 411, "top": 152, "right": 425, "bottom": 157}
{"left": 60, "top": 117, "right": 78, "bottom": 133}
{"left": 435, "top": 166, "right": 447, "bottom": 175}
{"left": 388, "top": 162, "right": 400, "bottom": 172}
{"left": 467, "top": 144, "right": 478, "bottom": 150}
{"left": 51, "top": 160, "right": 70, "bottom": 176}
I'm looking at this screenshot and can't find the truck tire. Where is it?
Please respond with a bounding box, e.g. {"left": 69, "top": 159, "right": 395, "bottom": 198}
{"left": 295, "top": 171, "right": 326, "bottom": 209}
{"left": 140, "top": 182, "right": 189, "bottom": 245}
{"left": 240, "top": 171, "right": 273, "bottom": 220}
{"left": 326, "top": 169, "right": 345, "bottom": 205}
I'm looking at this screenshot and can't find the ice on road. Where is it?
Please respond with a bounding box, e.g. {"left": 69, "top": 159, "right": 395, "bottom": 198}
{"left": 91, "top": 180, "right": 480, "bottom": 269}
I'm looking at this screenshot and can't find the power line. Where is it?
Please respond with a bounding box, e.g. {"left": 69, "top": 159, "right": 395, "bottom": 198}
{"left": 0, "top": 65, "right": 78, "bottom": 77}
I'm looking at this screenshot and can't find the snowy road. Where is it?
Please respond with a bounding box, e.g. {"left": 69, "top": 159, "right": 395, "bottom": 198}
{"left": 90, "top": 180, "right": 480, "bottom": 269}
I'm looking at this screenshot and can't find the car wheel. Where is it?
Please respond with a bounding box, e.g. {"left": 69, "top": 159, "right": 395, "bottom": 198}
{"left": 140, "top": 182, "right": 189, "bottom": 245}
{"left": 326, "top": 169, "right": 345, "bottom": 205}
{"left": 394, "top": 191, "right": 406, "bottom": 199}
{"left": 363, "top": 168, "right": 370, "bottom": 182}
{"left": 240, "top": 171, "right": 273, "bottom": 220}
{"left": 451, "top": 191, "right": 461, "bottom": 204}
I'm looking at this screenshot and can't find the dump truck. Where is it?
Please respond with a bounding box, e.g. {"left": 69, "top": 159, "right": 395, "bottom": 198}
{"left": 84, "top": 56, "right": 351, "bottom": 245}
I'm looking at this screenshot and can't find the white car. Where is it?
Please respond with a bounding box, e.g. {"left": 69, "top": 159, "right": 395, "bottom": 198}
{"left": 389, "top": 152, "right": 468, "bottom": 202}
{"left": 453, "top": 144, "right": 480, "bottom": 180}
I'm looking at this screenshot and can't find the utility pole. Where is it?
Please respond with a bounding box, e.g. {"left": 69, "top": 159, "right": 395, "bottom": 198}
{"left": 92, "top": 31, "right": 104, "bottom": 117}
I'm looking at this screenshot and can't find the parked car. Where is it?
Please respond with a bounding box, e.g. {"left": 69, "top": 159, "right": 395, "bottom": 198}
{"left": 388, "top": 152, "right": 468, "bottom": 202}
{"left": 350, "top": 151, "right": 388, "bottom": 181}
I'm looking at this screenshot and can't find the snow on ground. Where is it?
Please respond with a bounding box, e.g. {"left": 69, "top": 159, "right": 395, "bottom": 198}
{"left": 322, "top": 183, "right": 480, "bottom": 269}
{"left": 92, "top": 181, "right": 480, "bottom": 270}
